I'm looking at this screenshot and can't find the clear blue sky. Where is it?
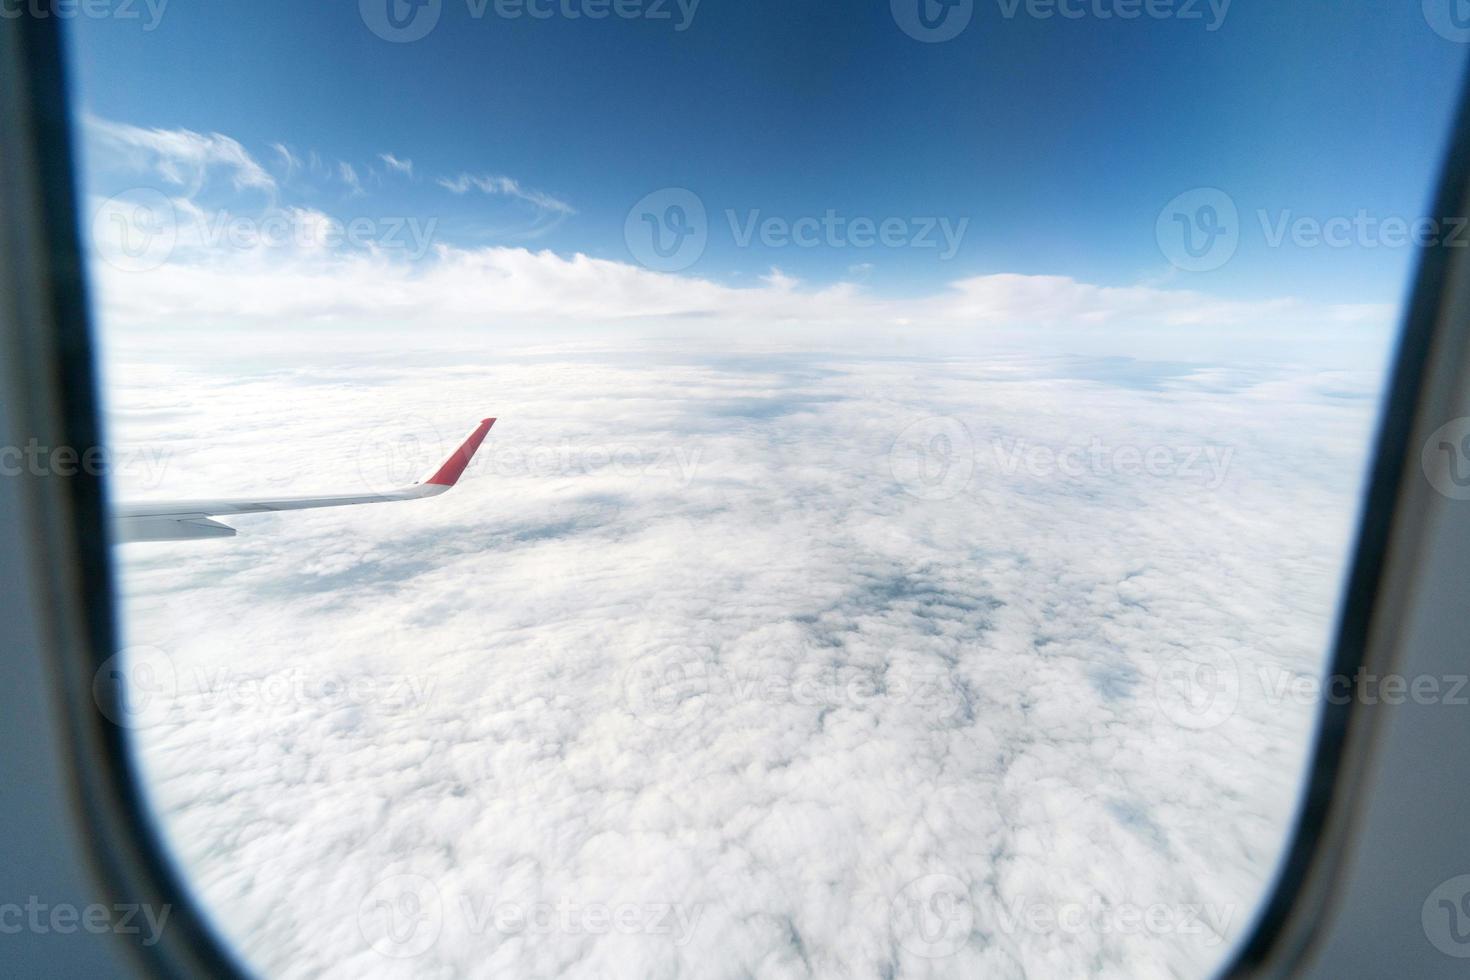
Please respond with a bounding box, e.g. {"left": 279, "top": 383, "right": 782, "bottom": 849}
{"left": 67, "top": 0, "right": 1467, "bottom": 305}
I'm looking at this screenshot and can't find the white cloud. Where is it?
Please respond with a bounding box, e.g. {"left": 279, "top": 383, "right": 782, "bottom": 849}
{"left": 270, "top": 143, "right": 302, "bottom": 180}
{"left": 340, "top": 161, "right": 365, "bottom": 196}
{"left": 437, "top": 172, "right": 576, "bottom": 215}
{"left": 102, "top": 341, "right": 1378, "bottom": 979}
{"left": 89, "top": 239, "right": 1391, "bottom": 365}
{"left": 379, "top": 153, "right": 415, "bottom": 178}
{"left": 86, "top": 115, "right": 276, "bottom": 195}
{"left": 79, "top": 115, "right": 1392, "bottom": 367}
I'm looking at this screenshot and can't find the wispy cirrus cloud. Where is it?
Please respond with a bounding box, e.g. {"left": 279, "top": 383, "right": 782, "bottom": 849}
{"left": 437, "top": 172, "right": 576, "bottom": 216}
{"left": 270, "top": 142, "right": 302, "bottom": 180}
{"left": 379, "top": 153, "right": 415, "bottom": 178}
{"left": 338, "top": 161, "right": 365, "bottom": 197}
{"left": 86, "top": 114, "right": 276, "bottom": 195}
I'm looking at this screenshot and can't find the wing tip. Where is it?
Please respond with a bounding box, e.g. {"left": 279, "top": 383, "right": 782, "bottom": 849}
{"left": 421, "top": 417, "right": 496, "bottom": 488}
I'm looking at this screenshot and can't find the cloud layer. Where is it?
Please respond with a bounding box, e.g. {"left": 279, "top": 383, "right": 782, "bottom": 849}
{"left": 103, "top": 341, "right": 1379, "bottom": 979}
{"left": 78, "top": 115, "right": 1392, "bottom": 361}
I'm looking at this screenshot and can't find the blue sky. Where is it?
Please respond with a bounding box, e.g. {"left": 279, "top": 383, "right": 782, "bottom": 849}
{"left": 68, "top": 0, "right": 1466, "bottom": 308}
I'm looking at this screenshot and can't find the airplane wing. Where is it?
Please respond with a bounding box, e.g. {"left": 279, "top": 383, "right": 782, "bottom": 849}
{"left": 112, "top": 418, "right": 496, "bottom": 543}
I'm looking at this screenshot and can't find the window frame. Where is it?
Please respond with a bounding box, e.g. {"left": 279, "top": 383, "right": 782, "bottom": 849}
{"left": 0, "top": 9, "right": 1466, "bottom": 977}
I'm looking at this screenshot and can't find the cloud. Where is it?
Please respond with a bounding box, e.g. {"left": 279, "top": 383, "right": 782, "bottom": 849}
{"left": 86, "top": 115, "right": 276, "bottom": 195}
{"left": 79, "top": 115, "right": 1391, "bottom": 367}
{"left": 379, "top": 153, "right": 415, "bottom": 178}
{"left": 103, "top": 341, "right": 1378, "bottom": 979}
{"left": 89, "top": 239, "right": 1391, "bottom": 361}
{"left": 437, "top": 173, "right": 576, "bottom": 216}
{"left": 339, "top": 162, "right": 365, "bottom": 196}
{"left": 270, "top": 143, "right": 302, "bottom": 180}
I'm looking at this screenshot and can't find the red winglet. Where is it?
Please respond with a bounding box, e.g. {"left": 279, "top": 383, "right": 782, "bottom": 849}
{"left": 422, "top": 418, "right": 496, "bottom": 487}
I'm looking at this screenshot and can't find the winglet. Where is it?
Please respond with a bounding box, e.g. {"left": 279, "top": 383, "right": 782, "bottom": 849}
{"left": 421, "top": 418, "right": 496, "bottom": 487}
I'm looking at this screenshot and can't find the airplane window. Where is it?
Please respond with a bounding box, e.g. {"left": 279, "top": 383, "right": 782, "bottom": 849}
{"left": 65, "top": 2, "right": 1466, "bottom": 977}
